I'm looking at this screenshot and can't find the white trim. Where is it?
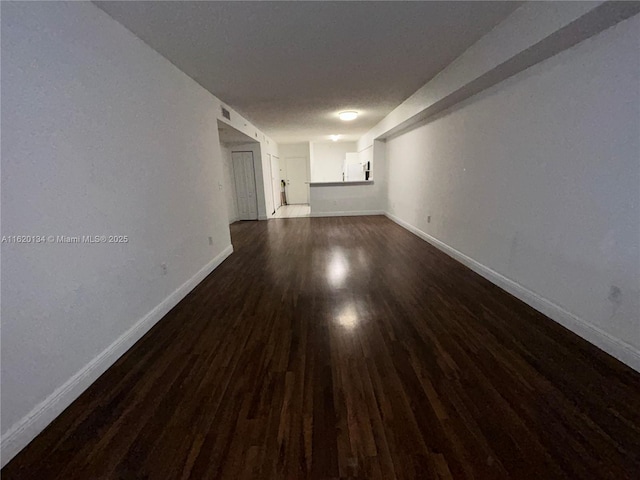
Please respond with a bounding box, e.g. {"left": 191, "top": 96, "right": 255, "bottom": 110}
{"left": 310, "top": 210, "right": 384, "bottom": 218}
{"left": 385, "top": 212, "right": 640, "bottom": 372}
{"left": 258, "top": 214, "right": 268, "bottom": 221}
{"left": 0, "top": 244, "right": 234, "bottom": 467}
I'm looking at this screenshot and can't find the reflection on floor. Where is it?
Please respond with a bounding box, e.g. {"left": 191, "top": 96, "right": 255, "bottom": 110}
{"left": 272, "top": 204, "right": 310, "bottom": 218}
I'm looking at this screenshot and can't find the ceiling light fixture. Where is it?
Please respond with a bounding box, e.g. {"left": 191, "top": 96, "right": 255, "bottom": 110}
{"left": 338, "top": 111, "right": 358, "bottom": 121}
{"left": 330, "top": 135, "right": 341, "bottom": 142}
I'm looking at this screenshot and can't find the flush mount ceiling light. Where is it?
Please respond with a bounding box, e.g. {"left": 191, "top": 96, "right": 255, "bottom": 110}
{"left": 330, "top": 135, "right": 341, "bottom": 142}
{"left": 338, "top": 111, "right": 358, "bottom": 121}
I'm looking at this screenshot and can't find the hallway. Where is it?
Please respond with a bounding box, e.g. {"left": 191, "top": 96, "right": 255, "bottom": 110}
{"left": 3, "top": 216, "right": 639, "bottom": 479}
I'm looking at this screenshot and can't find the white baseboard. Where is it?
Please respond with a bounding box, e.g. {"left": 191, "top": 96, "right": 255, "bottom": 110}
{"left": 385, "top": 212, "right": 640, "bottom": 372}
{"left": 310, "top": 210, "right": 384, "bottom": 218}
{"left": 0, "top": 244, "right": 234, "bottom": 467}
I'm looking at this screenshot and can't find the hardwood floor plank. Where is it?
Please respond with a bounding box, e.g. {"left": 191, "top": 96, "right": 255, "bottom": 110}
{"left": 3, "top": 216, "right": 640, "bottom": 479}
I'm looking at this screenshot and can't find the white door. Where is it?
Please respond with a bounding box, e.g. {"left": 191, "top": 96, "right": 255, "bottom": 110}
{"left": 270, "top": 155, "right": 281, "bottom": 212}
{"left": 284, "top": 157, "right": 309, "bottom": 204}
{"left": 232, "top": 151, "right": 258, "bottom": 220}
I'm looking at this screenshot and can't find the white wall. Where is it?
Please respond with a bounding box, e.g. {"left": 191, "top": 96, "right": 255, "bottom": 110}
{"left": 357, "top": 1, "right": 612, "bottom": 151}
{"left": 1, "top": 1, "right": 234, "bottom": 463}
{"left": 310, "top": 142, "right": 357, "bottom": 182}
{"left": 385, "top": 15, "right": 640, "bottom": 368}
{"left": 280, "top": 142, "right": 311, "bottom": 160}
{"left": 310, "top": 184, "right": 384, "bottom": 217}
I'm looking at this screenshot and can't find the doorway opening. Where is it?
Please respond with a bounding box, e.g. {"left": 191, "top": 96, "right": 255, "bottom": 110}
{"left": 268, "top": 153, "right": 281, "bottom": 215}
{"left": 275, "top": 156, "right": 310, "bottom": 218}
{"left": 218, "top": 121, "right": 265, "bottom": 223}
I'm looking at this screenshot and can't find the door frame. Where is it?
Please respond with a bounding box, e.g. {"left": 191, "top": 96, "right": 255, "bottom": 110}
{"left": 268, "top": 154, "right": 280, "bottom": 215}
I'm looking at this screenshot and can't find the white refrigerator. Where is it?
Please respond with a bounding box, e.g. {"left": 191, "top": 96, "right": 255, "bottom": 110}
{"left": 343, "top": 153, "right": 365, "bottom": 181}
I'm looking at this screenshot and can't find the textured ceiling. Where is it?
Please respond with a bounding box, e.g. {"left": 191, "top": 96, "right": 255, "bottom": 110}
{"left": 95, "top": 1, "right": 520, "bottom": 144}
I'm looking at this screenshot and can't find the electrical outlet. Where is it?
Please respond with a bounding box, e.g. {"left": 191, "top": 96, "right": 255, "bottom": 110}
{"left": 161, "top": 263, "right": 167, "bottom": 275}
{"left": 208, "top": 236, "right": 213, "bottom": 245}
{"left": 427, "top": 216, "right": 431, "bottom": 223}
{"left": 218, "top": 183, "right": 223, "bottom": 191}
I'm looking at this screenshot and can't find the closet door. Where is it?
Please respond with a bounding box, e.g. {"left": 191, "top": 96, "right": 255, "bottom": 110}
{"left": 232, "top": 151, "right": 258, "bottom": 220}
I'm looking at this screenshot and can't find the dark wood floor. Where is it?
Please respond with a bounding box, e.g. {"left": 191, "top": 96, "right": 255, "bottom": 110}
{"left": 3, "top": 216, "right": 640, "bottom": 479}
